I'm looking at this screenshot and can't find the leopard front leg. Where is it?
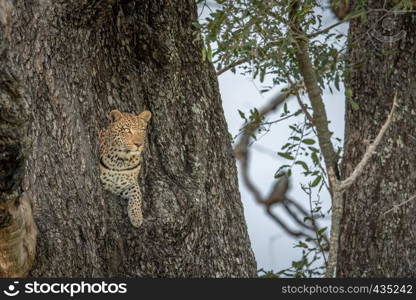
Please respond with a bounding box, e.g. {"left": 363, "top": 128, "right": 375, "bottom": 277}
{"left": 124, "top": 185, "right": 143, "bottom": 228}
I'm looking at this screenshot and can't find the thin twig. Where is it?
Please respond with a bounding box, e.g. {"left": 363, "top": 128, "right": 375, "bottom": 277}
{"left": 252, "top": 144, "right": 283, "bottom": 160}
{"left": 288, "top": 76, "right": 314, "bottom": 124}
{"left": 325, "top": 94, "right": 398, "bottom": 278}
{"left": 234, "top": 83, "right": 301, "bottom": 158}
{"left": 307, "top": 19, "right": 347, "bottom": 38}
{"left": 382, "top": 194, "right": 416, "bottom": 217}
{"left": 282, "top": 200, "right": 329, "bottom": 246}
{"left": 307, "top": 186, "right": 328, "bottom": 265}
{"left": 282, "top": 202, "right": 315, "bottom": 231}
{"left": 265, "top": 207, "right": 316, "bottom": 240}
{"left": 216, "top": 57, "right": 250, "bottom": 76}
{"left": 260, "top": 111, "right": 300, "bottom": 125}
{"left": 306, "top": 9, "right": 372, "bottom": 39}
{"left": 216, "top": 39, "right": 284, "bottom": 77}
{"left": 339, "top": 93, "right": 398, "bottom": 192}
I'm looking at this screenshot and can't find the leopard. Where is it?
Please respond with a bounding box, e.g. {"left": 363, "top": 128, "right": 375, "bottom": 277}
{"left": 98, "top": 109, "right": 152, "bottom": 228}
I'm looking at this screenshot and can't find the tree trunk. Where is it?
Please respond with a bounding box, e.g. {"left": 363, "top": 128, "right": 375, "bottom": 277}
{"left": 0, "top": 0, "right": 256, "bottom": 277}
{"left": 338, "top": 1, "right": 416, "bottom": 277}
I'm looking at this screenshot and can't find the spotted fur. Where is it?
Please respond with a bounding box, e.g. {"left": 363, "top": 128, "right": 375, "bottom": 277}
{"left": 99, "top": 109, "right": 152, "bottom": 228}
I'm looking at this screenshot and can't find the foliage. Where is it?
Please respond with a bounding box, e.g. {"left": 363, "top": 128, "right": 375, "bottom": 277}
{"left": 200, "top": 0, "right": 347, "bottom": 90}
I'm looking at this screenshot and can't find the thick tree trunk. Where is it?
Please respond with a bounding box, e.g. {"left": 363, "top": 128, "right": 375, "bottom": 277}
{"left": 0, "top": 0, "right": 256, "bottom": 277}
{"left": 338, "top": 1, "right": 416, "bottom": 276}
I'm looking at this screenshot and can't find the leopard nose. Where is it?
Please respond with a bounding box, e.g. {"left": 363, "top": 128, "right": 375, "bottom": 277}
{"left": 134, "top": 142, "right": 142, "bottom": 147}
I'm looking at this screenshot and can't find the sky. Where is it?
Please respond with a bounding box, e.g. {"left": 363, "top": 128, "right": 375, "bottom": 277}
{"left": 202, "top": 4, "right": 350, "bottom": 272}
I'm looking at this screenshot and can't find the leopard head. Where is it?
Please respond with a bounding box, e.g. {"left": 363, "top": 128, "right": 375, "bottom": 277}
{"left": 99, "top": 109, "right": 152, "bottom": 160}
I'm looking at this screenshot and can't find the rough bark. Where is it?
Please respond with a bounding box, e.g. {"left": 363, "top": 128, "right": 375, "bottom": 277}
{"left": 0, "top": 0, "right": 256, "bottom": 277}
{"left": 338, "top": 1, "right": 416, "bottom": 277}
{"left": 0, "top": 1, "right": 37, "bottom": 277}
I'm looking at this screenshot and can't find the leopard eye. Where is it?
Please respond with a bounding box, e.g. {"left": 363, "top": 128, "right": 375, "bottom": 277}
{"left": 123, "top": 128, "right": 131, "bottom": 133}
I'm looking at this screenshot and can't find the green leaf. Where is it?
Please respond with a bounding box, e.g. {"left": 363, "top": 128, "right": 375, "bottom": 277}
{"left": 301, "top": 139, "right": 315, "bottom": 145}
{"left": 275, "top": 172, "right": 286, "bottom": 178}
{"left": 334, "top": 74, "right": 340, "bottom": 91}
{"left": 278, "top": 152, "right": 295, "bottom": 160}
{"left": 192, "top": 21, "right": 202, "bottom": 29}
{"left": 317, "top": 227, "right": 327, "bottom": 235}
{"left": 349, "top": 100, "right": 359, "bottom": 111}
{"left": 289, "top": 125, "right": 302, "bottom": 134}
{"left": 308, "top": 146, "right": 319, "bottom": 153}
{"left": 207, "top": 46, "right": 213, "bottom": 62}
{"left": 311, "top": 152, "right": 320, "bottom": 165}
{"left": 202, "top": 47, "right": 206, "bottom": 61}
{"left": 259, "top": 68, "right": 265, "bottom": 83}
{"left": 311, "top": 176, "right": 322, "bottom": 187}
{"left": 295, "top": 160, "right": 309, "bottom": 171}
{"left": 298, "top": 241, "right": 309, "bottom": 248}
{"left": 345, "top": 88, "right": 352, "bottom": 98}
{"left": 238, "top": 109, "right": 246, "bottom": 120}
{"left": 294, "top": 109, "right": 303, "bottom": 116}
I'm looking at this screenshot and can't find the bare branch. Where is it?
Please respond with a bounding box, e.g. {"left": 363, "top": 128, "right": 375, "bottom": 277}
{"left": 216, "top": 40, "right": 283, "bottom": 77}
{"left": 216, "top": 58, "right": 250, "bottom": 76}
{"left": 234, "top": 83, "right": 300, "bottom": 205}
{"left": 307, "top": 19, "right": 347, "bottom": 38}
{"left": 239, "top": 145, "right": 318, "bottom": 240}
{"left": 234, "top": 82, "right": 302, "bottom": 158}
{"left": 339, "top": 94, "right": 398, "bottom": 191}
{"left": 238, "top": 144, "right": 264, "bottom": 205}
{"left": 265, "top": 207, "right": 316, "bottom": 240}
{"left": 307, "top": 8, "right": 376, "bottom": 39}
{"left": 306, "top": 187, "right": 328, "bottom": 264}
{"left": 325, "top": 94, "right": 398, "bottom": 277}
{"left": 287, "top": 76, "right": 314, "bottom": 124}
{"left": 382, "top": 194, "right": 416, "bottom": 217}
{"left": 234, "top": 82, "right": 328, "bottom": 242}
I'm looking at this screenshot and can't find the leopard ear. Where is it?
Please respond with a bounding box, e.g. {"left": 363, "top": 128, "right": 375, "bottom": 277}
{"left": 138, "top": 110, "right": 152, "bottom": 122}
{"left": 109, "top": 110, "right": 123, "bottom": 122}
